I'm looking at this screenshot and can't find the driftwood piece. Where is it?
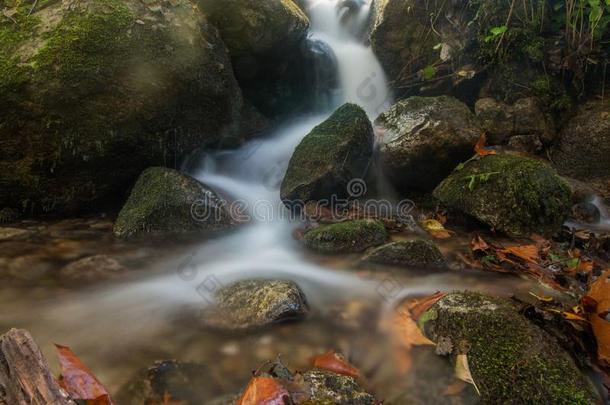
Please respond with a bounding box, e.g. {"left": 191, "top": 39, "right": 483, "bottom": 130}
{"left": 0, "top": 328, "right": 74, "bottom": 405}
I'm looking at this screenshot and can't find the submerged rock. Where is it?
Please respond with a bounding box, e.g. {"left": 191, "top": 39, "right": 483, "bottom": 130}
{"left": 0, "top": 0, "right": 246, "bottom": 215}
{"left": 420, "top": 292, "right": 597, "bottom": 403}
{"left": 204, "top": 279, "right": 309, "bottom": 331}
{"left": 434, "top": 154, "right": 571, "bottom": 236}
{"left": 363, "top": 239, "right": 445, "bottom": 268}
{"left": 113, "top": 167, "right": 232, "bottom": 239}
{"left": 281, "top": 104, "right": 374, "bottom": 209}
{"left": 116, "top": 360, "right": 220, "bottom": 405}
{"left": 375, "top": 96, "right": 482, "bottom": 191}
{"left": 199, "top": 0, "right": 309, "bottom": 56}
{"left": 551, "top": 102, "right": 610, "bottom": 180}
{"left": 301, "top": 370, "right": 376, "bottom": 404}
{"left": 304, "top": 219, "right": 387, "bottom": 254}
{"left": 58, "top": 255, "right": 125, "bottom": 283}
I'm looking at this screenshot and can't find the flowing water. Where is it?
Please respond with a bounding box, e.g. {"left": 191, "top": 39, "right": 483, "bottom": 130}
{"left": 0, "top": 0, "right": 544, "bottom": 401}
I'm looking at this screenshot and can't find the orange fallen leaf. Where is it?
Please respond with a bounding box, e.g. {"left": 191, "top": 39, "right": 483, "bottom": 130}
{"left": 471, "top": 235, "right": 490, "bottom": 253}
{"left": 474, "top": 134, "right": 497, "bottom": 156}
{"left": 311, "top": 351, "right": 360, "bottom": 379}
{"left": 55, "top": 344, "right": 114, "bottom": 405}
{"left": 406, "top": 291, "right": 447, "bottom": 321}
{"left": 421, "top": 219, "right": 453, "bottom": 239}
{"left": 500, "top": 244, "right": 540, "bottom": 264}
{"left": 586, "top": 269, "right": 610, "bottom": 366}
{"left": 162, "top": 392, "right": 185, "bottom": 405}
{"left": 237, "top": 376, "right": 289, "bottom": 405}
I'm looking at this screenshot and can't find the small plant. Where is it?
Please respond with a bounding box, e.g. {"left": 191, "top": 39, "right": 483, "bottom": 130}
{"left": 464, "top": 171, "right": 500, "bottom": 191}
{"left": 484, "top": 25, "right": 508, "bottom": 42}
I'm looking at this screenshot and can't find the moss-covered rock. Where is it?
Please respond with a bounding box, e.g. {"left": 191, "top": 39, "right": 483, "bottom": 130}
{"left": 300, "top": 370, "right": 376, "bottom": 404}
{"left": 116, "top": 360, "right": 221, "bottom": 405}
{"left": 304, "top": 220, "right": 387, "bottom": 254}
{"left": 0, "top": 0, "right": 248, "bottom": 215}
{"left": 203, "top": 279, "right": 309, "bottom": 331}
{"left": 198, "top": 0, "right": 309, "bottom": 56}
{"left": 433, "top": 154, "right": 571, "bottom": 236}
{"left": 281, "top": 104, "right": 374, "bottom": 209}
{"left": 113, "top": 167, "right": 232, "bottom": 240}
{"left": 363, "top": 239, "right": 445, "bottom": 268}
{"left": 420, "top": 292, "right": 597, "bottom": 404}
{"left": 551, "top": 102, "right": 610, "bottom": 180}
{"left": 375, "top": 96, "right": 483, "bottom": 191}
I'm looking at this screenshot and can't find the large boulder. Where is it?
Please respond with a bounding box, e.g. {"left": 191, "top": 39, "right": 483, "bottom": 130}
{"left": 198, "top": 0, "right": 309, "bottom": 57}
{"left": 551, "top": 102, "right": 610, "bottom": 180}
{"left": 0, "top": 0, "right": 246, "bottom": 215}
{"left": 475, "top": 97, "right": 554, "bottom": 145}
{"left": 113, "top": 167, "right": 232, "bottom": 239}
{"left": 281, "top": 104, "right": 374, "bottom": 209}
{"left": 374, "top": 96, "right": 483, "bottom": 191}
{"left": 304, "top": 219, "right": 388, "bottom": 254}
{"left": 420, "top": 292, "right": 597, "bottom": 403}
{"left": 433, "top": 154, "right": 571, "bottom": 236}
{"left": 203, "top": 279, "right": 309, "bottom": 331}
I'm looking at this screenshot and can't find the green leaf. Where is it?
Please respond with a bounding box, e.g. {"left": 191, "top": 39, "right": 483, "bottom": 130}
{"left": 433, "top": 43, "right": 442, "bottom": 50}
{"left": 422, "top": 65, "right": 436, "bottom": 80}
{"left": 489, "top": 25, "right": 508, "bottom": 36}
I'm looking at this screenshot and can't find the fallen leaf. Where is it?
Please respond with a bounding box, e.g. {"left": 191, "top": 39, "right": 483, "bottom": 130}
{"left": 443, "top": 380, "right": 467, "bottom": 396}
{"left": 471, "top": 235, "right": 490, "bottom": 253}
{"left": 474, "top": 134, "right": 497, "bottom": 156}
{"left": 421, "top": 219, "right": 452, "bottom": 239}
{"left": 500, "top": 244, "right": 540, "bottom": 264}
{"left": 406, "top": 291, "right": 447, "bottom": 320}
{"left": 55, "top": 344, "right": 114, "bottom": 405}
{"left": 455, "top": 354, "right": 480, "bottom": 395}
{"left": 528, "top": 292, "right": 553, "bottom": 302}
{"left": 311, "top": 351, "right": 360, "bottom": 379}
{"left": 547, "top": 309, "right": 588, "bottom": 322}
{"left": 586, "top": 269, "right": 610, "bottom": 365}
{"left": 162, "top": 392, "right": 185, "bottom": 405}
{"left": 237, "top": 376, "right": 289, "bottom": 405}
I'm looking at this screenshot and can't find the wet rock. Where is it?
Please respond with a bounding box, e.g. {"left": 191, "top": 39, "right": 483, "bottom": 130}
{"left": 281, "top": 104, "right": 374, "bottom": 209}
{"left": 58, "top": 255, "right": 125, "bottom": 283}
{"left": 507, "top": 134, "right": 543, "bottom": 154}
{"left": 301, "top": 369, "right": 376, "bottom": 404}
{"left": 204, "top": 394, "right": 240, "bottom": 405}
{"left": 116, "top": 360, "right": 221, "bottom": 405}
{"left": 199, "top": 0, "right": 309, "bottom": 57}
{"left": 113, "top": 167, "right": 232, "bottom": 239}
{"left": 375, "top": 96, "right": 483, "bottom": 191}
{"left": 363, "top": 239, "right": 445, "bottom": 268}
{"left": 204, "top": 280, "right": 309, "bottom": 331}
{"left": 420, "top": 292, "right": 597, "bottom": 403}
{"left": 433, "top": 154, "right": 571, "bottom": 236}
{"left": 0, "top": 0, "right": 245, "bottom": 215}
{"left": 475, "top": 97, "right": 553, "bottom": 145}
{"left": 551, "top": 102, "right": 610, "bottom": 180}
{"left": 304, "top": 220, "right": 387, "bottom": 254}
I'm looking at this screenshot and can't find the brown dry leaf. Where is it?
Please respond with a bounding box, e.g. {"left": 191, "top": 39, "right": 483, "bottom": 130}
{"left": 455, "top": 354, "right": 480, "bottom": 395}
{"left": 443, "top": 380, "right": 467, "bottom": 396}
{"left": 237, "top": 376, "right": 289, "bottom": 405}
{"left": 500, "top": 244, "right": 540, "bottom": 264}
{"left": 161, "top": 392, "right": 185, "bottom": 405}
{"left": 421, "top": 219, "right": 453, "bottom": 239}
{"left": 311, "top": 351, "right": 360, "bottom": 379}
{"left": 55, "top": 344, "right": 114, "bottom": 405}
{"left": 586, "top": 269, "right": 610, "bottom": 365}
{"left": 474, "top": 134, "right": 497, "bottom": 156}
{"left": 406, "top": 291, "right": 447, "bottom": 320}
{"left": 471, "top": 235, "right": 490, "bottom": 253}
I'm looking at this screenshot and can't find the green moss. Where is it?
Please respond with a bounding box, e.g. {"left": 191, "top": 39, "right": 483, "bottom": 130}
{"left": 433, "top": 154, "right": 571, "bottom": 236}
{"left": 304, "top": 219, "right": 387, "bottom": 254}
{"left": 421, "top": 292, "right": 596, "bottom": 404}
{"left": 280, "top": 103, "right": 373, "bottom": 206}
{"left": 0, "top": 14, "right": 40, "bottom": 97}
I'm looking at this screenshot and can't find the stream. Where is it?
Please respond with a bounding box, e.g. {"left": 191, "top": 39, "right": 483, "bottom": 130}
{"left": 0, "top": 0, "right": 567, "bottom": 402}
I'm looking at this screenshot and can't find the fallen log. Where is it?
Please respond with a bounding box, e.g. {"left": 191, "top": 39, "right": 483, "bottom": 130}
{"left": 0, "top": 328, "right": 74, "bottom": 405}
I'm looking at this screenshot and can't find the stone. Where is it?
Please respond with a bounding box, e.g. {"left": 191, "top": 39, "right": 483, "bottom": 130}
{"left": 304, "top": 219, "right": 387, "bottom": 254}
{"left": 363, "top": 239, "right": 446, "bottom": 267}
{"left": 58, "top": 255, "right": 125, "bottom": 283}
